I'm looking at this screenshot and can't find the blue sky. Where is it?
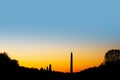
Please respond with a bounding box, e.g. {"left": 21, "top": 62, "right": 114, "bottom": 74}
{"left": 1, "top": 0, "right": 120, "bottom": 26}
{"left": 0, "top": 0, "right": 120, "bottom": 71}
{"left": 0, "top": 0, "right": 120, "bottom": 50}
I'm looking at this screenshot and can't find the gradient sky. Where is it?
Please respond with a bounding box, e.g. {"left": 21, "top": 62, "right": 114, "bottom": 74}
{"left": 0, "top": 0, "right": 120, "bottom": 72}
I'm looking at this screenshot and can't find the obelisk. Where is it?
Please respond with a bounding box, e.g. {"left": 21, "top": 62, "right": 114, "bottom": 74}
{"left": 70, "top": 52, "right": 73, "bottom": 73}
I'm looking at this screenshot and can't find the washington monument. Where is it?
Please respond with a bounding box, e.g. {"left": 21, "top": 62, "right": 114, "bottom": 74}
{"left": 70, "top": 52, "right": 73, "bottom": 73}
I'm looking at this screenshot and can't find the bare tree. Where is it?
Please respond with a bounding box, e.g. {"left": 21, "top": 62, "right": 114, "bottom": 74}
{"left": 104, "top": 49, "right": 120, "bottom": 65}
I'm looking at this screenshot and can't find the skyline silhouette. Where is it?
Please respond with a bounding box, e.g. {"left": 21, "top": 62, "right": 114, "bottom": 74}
{"left": 0, "top": 49, "right": 120, "bottom": 80}
{"left": 0, "top": 49, "right": 120, "bottom": 73}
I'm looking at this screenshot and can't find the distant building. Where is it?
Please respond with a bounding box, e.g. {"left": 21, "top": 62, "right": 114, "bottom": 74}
{"left": 40, "top": 67, "right": 44, "bottom": 71}
{"left": 46, "top": 66, "right": 48, "bottom": 71}
{"left": 49, "top": 64, "right": 52, "bottom": 71}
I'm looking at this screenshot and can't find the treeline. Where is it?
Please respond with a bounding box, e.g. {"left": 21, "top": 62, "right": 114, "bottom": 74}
{"left": 0, "top": 49, "right": 120, "bottom": 80}
{"left": 74, "top": 49, "right": 120, "bottom": 80}
{"left": 0, "top": 52, "right": 68, "bottom": 80}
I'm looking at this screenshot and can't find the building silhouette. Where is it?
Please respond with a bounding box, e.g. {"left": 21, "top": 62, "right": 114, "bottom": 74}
{"left": 49, "top": 64, "right": 52, "bottom": 71}
{"left": 70, "top": 52, "right": 73, "bottom": 73}
{"left": 46, "top": 66, "right": 48, "bottom": 71}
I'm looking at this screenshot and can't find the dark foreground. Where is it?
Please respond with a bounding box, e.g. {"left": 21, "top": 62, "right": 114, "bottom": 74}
{"left": 0, "top": 63, "right": 120, "bottom": 80}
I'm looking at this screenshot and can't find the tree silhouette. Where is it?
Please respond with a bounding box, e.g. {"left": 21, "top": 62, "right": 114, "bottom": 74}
{"left": 0, "top": 52, "right": 11, "bottom": 64}
{"left": 0, "top": 52, "right": 19, "bottom": 67}
{"left": 103, "top": 49, "right": 120, "bottom": 65}
{"left": 10, "top": 59, "right": 19, "bottom": 67}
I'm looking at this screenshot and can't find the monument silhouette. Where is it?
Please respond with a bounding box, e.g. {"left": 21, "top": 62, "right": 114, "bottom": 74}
{"left": 70, "top": 52, "right": 73, "bottom": 73}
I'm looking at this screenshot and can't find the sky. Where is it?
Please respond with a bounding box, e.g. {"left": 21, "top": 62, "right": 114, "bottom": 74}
{"left": 0, "top": 0, "right": 120, "bottom": 72}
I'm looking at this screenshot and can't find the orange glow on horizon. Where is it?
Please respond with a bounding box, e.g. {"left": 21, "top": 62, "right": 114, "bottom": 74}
{"left": 0, "top": 43, "right": 115, "bottom": 72}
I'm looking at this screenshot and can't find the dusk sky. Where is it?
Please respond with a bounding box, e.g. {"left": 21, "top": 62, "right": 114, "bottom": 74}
{"left": 0, "top": 0, "right": 120, "bottom": 72}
